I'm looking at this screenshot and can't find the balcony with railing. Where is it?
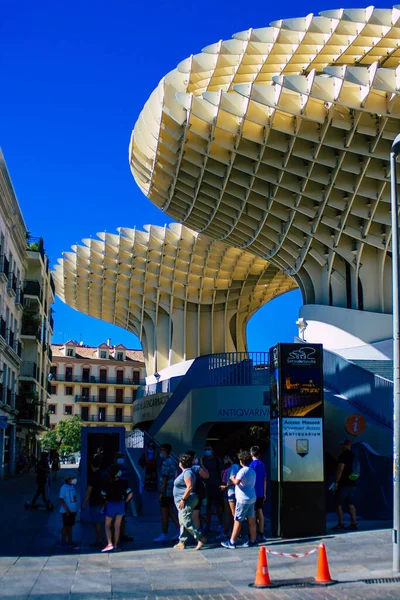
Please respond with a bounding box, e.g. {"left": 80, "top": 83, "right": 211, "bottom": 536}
{"left": 75, "top": 395, "right": 133, "bottom": 404}
{"left": 24, "top": 280, "right": 43, "bottom": 302}
{"left": 20, "top": 361, "right": 39, "bottom": 381}
{"left": 21, "top": 314, "right": 41, "bottom": 341}
{"left": 82, "top": 414, "right": 132, "bottom": 423}
{"left": 7, "top": 272, "right": 17, "bottom": 296}
{"left": 0, "top": 255, "right": 9, "bottom": 282}
{"left": 16, "top": 395, "right": 39, "bottom": 423}
{"left": 26, "top": 236, "right": 45, "bottom": 261}
{"left": 5, "top": 328, "right": 22, "bottom": 359}
{"left": 50, "top": 275, "right": 55, "bottom": 297}
{"left": 54, "top": 374, "right": 144, "bottom": 385}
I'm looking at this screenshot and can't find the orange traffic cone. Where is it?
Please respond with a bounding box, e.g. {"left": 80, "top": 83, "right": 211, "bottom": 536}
{"left": 249, "top": 546, "right": 276, "bottom": 588}
{"left": 314, "top": 543, "right": 336, "bottom": 585}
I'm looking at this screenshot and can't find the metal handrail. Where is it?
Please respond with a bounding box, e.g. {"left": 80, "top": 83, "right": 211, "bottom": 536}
{"left": 125, "top": 428, "right": 179, "bottom": 464}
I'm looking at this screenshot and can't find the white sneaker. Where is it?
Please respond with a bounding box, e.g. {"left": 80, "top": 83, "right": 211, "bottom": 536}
{"left": 153, "top": 533, "right": 169, "bottom": 543}
{"left": 170, "top": 531, "right": 180, "bottom": 542}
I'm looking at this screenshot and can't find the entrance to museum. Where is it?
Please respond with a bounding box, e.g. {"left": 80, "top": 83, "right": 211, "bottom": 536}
{"left": 202, "top": 421, "right": 270, "bottom": 459}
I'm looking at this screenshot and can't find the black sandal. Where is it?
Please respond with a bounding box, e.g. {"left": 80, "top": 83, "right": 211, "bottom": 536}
{"left": 332, "top": 523, "right": 345, "bottom": 530}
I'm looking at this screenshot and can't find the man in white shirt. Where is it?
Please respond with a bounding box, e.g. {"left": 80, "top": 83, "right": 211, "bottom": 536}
{"left": 221, "top": 450, "right": 257, "bottom": 549}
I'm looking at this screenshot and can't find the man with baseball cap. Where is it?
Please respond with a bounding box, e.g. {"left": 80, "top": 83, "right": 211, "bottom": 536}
{"left": 333, "top": 439, "right": 357, "bottom": 530}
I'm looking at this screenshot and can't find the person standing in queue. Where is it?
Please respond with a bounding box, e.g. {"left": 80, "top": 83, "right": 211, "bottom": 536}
{"left": 222, "top": 450, "right": 257, "bottom": 549}
{"left": 250, "top": 446, "right": 267, "bottom": 542}
{"left": 186, "top": 450, "right": 209, "bottom": 530}
{"left": 114, "top": 452, "right": 134, "bottom": 542}
{"left": 173, "top": 453, "right": 207, "bottom": 551}
{"left": 202, "top": 445, "right": 224, "bottom": 534}
{"left": 81, "top": 455, "right": 105, "bottom": 547}
{"left": 101, "top": 465, "right": 133, "bottom": 552}
{"left": 219, "top": 453, "right": 240, "bottom": 540}
{"left": 59, "top": 475, "right": 78, "bottom": 547}
{"left": 153, "top": 443, "right": 180, "bottom": 543}
{"left": 333, "top": 438, "right": 358, "bottom": 530}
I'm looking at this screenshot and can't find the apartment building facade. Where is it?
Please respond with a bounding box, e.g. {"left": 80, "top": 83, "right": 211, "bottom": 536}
{"left": 0, "top": 151, "right": 54, "bottom": 477}
{"left": 18, "top": 240, "right": 55, "bottom": 460}
{"left": 49, "top": 341, "right": 145, "bottom": 432}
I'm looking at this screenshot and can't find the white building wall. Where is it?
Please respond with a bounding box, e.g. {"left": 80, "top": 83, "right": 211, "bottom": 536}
{"left": 0, "top": 152, "right": 27, "bottom": 477}
{"left": 298, "top": 304, "right": 393, "bottom": 360}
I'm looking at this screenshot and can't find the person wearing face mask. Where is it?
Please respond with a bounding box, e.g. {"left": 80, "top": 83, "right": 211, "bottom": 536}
{"left": 202, "top": 446, "right": 224, "bottom": 533}
{"left": 101, "top": 464, "right": 133, "bottom": 552}
{"left": 59, "top": 475, "right": 78, "bottom": 547}
{"left": 153, "top": 443, "right": 180, "bottom": 543}
{"left": 186, "top": 450, "right": 209, "bottom": 529}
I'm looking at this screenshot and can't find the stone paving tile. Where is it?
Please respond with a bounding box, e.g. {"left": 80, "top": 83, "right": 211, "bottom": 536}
{"left": 29, "top": 595, "right": 71, "bottom": 600}
{"left": 29, "top": 572, "right": 75, "bottom": 596}
{"left": 0, "top": 558, "right": 17, "bottom": 568}
{"left": 71, "top": 571, "right": 111, "bottom": 595}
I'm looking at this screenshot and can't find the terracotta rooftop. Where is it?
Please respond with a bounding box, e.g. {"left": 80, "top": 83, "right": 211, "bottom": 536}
{"left": 51, "top": 344, "right": 144, "bottom": 363}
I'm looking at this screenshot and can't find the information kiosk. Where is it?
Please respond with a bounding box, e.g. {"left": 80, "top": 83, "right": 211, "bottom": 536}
{"left": 270, "top": 343, "right": 325, "bottom": 537}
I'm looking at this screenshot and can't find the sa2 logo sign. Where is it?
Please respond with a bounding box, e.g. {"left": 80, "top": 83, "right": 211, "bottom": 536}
{"left": 287, "top": 346, "right": 317, "bottom": 365}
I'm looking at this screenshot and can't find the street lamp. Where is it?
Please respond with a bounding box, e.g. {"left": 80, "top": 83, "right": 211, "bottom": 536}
{"left": 391, "top": 133, "right": 400, "bottom": 573}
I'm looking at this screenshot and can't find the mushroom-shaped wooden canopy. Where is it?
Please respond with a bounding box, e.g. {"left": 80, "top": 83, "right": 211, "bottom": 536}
{"left": 130, "top": 6, "right": 400, "bottom": 314}
{"left": 54, "top": 224, "right": 296, "bottom": 373}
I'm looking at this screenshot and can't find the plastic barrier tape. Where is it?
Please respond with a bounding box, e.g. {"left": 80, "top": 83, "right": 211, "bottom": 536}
{"left": 263, "top": 547, "right": 319, "bottom": 559}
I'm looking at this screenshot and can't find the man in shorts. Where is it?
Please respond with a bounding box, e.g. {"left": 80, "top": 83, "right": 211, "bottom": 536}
{"left": 333, "top": 438, "right": 358, "bottom": 530}
{"left": 250, "top": 446, "right": 267, "bottom": 542}
{"left": 153, "top": 443, "right": 180, "bottom": 542}
{"left": 222, "top": 450, "right": 257, "bottom": 549}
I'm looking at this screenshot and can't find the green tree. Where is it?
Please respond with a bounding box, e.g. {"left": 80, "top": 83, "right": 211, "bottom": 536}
{"left": 57, "top": 416, "right": 83, "bottom": 452}
{"left": 41, "top": 429, "right": 58, "bottom": 451}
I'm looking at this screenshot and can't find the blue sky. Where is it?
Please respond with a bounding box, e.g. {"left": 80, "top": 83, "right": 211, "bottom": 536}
{"left": 1, "top": 0, "right": 380, "bottom": 352}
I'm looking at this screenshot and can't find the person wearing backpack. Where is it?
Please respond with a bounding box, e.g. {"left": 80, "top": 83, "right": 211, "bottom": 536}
{"left": 187, "top": 450, "right": 209, "bottom": 529}
{"left": 333, "top": 438, "right": 358, "bottom": 530}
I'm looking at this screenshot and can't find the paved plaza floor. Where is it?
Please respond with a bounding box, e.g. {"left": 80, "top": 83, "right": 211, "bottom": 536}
{"left": 0, "top": 467, "right": 399, "bottom": 599}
